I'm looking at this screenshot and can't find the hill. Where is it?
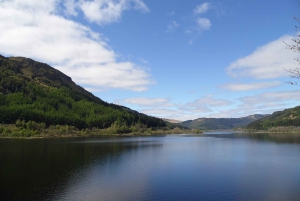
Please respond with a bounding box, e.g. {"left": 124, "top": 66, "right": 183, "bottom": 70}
{"left": 0, "top": 55, "right": 166, "bottom": 132}
{"left": 162, "top": 118, "right": 183, "bottom": 124}
{"left": 181, "top": 114, "right": 268, "bottom": 130}
{"left": 247, "top": 106, "right": 300, "bottom": 130}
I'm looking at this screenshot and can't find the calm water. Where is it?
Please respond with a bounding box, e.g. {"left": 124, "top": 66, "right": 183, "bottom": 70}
{"left": 1, "top": 133, "right": 300, "bottom": 201}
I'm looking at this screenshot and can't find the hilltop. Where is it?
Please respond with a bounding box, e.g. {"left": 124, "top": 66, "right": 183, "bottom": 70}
{"left": 0, "top": 55, "right": 169, "bottom": 136}
{"left": 247, "top": 106, "right": 300, "bottom": 130}
{"left": 181, "top": 114, "right": 268, "bottom": 130}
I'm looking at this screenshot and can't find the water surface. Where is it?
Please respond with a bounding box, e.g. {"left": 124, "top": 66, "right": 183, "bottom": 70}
{"left": 1, "top": 133, "right": 300, "bottom": 201}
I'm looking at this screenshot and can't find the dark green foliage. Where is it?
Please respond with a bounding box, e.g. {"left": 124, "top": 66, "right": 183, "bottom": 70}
{"left": 0, "top": 55, "right": 166, "bottom": 130}
{"left": 247, "top": 106, "right": 300, "bottom": 130}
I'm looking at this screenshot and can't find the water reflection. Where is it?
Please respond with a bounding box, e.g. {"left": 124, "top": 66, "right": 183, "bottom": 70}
{"left": 1, "top": 134, "right": 300, "bottom": 201}
{"left": 238, "top": 133, "right": 300, "bottom": 144}
{"left": 0, "top": 137, "right": 163, "bottom": 201}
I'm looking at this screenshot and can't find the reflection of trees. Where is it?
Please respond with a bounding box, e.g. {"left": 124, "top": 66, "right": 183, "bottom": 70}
{"left": 244, "top": 133, "right": 300, "bottom": 144}
{"left": 0, "top": 137, "right": 163, "bottom": 201}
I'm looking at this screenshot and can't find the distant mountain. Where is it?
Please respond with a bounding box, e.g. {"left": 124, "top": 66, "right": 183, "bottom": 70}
{"left": 0, "top": 55, "right": 166, "bottom": 129}
{"left": 162, "top": 118, "right": 183, "bottom": 124}
{"left": 247, "top": 106, "right": 300, "bottom": 130}
{"left": 181, "top": 114, "right": 269, "bottom": 130}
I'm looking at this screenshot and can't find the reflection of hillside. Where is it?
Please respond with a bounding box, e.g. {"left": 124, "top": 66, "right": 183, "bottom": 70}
{"left": 202, "top": 132, "right": 300, "bottom": 144}
{"left": 238, "top": 133, "right": 300, "bottom": 144}
{"left": 0, "top": 137, "right": 163, "bottom": 201}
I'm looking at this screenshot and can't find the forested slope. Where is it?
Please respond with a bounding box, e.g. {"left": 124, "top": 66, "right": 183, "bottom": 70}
{"left": 0, "top": 55, "right": 166, "bottom": 130}
{"left": 181, "top": 115, "right": 268, "bottom": 130}
{"left": 247, "top": 106, "right": 300, "bottom": 130}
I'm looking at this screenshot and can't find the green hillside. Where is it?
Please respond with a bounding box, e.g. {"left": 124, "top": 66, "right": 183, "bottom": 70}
{"left": 0, "top": 55, "right": 166, "bottom": 131}
{"left": 181, "top": 114, "right": 268, "bottom": 130}
{"left": 247, "top": 106, "right": 300, "bottom": 130}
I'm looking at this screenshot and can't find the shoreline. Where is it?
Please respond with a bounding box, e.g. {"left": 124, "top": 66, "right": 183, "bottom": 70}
{"left": 0, "top": 132, "right": 203, "bottom": 139}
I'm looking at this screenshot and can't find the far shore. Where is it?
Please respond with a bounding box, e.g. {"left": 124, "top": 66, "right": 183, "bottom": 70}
{"left": 0, "top": 132, "right": 204, "bottom": 139}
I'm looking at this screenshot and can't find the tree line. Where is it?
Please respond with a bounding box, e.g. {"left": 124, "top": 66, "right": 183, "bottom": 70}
{"left": 0, "top": 83, "right": 166, "bottom": 130}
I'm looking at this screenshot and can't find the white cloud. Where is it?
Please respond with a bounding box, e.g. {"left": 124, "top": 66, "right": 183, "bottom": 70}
{"left": 64, "top": 0, "right": 78, "bottom": 16}
{"left": 140, "top": 109, "right": 178, "bottom": 115}
{"left": 186, "top": 3, "right": 212, "bottom": 40}
{"left": 58, "top": 62, "right": 153, "bottom": 91}
{"left": 226, "top": 35, "right": 299, "bottom": 79}
{"left": 196, "top": 18, "right": 211, "bottom": 31}
{"left": 194, "top": 2, "right": 210, "bottom": 14}
{"left": 79, "top": 0, "right": 149, "bottom": 25}
{"left": 3, "top": 0, "right": 58, "bottom": 13}
{"left": 0, "top": 0, "right": 153, "bottom": 91}
{"left": 223, "top": 81, "right": 281, "bottom": 91}
{"left": 240, "top": 90, "right": 300, "bottom": 105}
{"left": 172, "top": 114, "right": 202, "bottom": 121}
{"left": 122, "top": 98, "right": 172, "bottom": 107}
{"left": 185, "top": 95, "right": 231, "bottom": 109}
{"left": 184, "top": 90, "right": 300, "bottom": 119}
{"left": 119, "top": 96, "right": 219, "bottom": 120}
{"left": 131, "top": 0, "right": 149, "bottom": 11}
{"left": 139, "top": 109, "right": 200, "bottom": 122}
{"left": 167, "top": 21, "right": 179, "bottom": 32}
{"left": 119, "top": 90, "right": 300, "bottom": 120}
{"left": 218, "top": 90, "right": 300, "bottom": 118}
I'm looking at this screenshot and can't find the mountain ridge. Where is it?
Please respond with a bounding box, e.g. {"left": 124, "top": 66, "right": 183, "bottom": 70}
{"left": 1, "top": 56, "right": 100, "bottom": 102}
{"left": 247, "top": 106, "right": 300, "bottom": 130}
{"left": 0, "top": 55, "right": 166, "bottom": 130}
{"left": 181, "top": 114, "right": 269, "bottom": 130}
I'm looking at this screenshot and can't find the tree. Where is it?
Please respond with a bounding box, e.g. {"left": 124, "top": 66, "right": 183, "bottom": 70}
{"left": 285, "top": 14, "right": 300, "bottom": 85}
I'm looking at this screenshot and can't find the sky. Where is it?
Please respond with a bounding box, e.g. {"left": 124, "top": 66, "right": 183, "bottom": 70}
{"left": 0, "top": 0, "right": 300, "bottom": 121}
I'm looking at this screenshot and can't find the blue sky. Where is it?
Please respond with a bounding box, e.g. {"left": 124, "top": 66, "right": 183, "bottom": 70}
{"left": 0, "top": 0, "right": 300, "bottom": 121}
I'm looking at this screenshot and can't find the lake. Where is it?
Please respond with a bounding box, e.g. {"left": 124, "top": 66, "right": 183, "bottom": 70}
{"left": 1, "top": 133, "right": 300, "bottom": 201}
